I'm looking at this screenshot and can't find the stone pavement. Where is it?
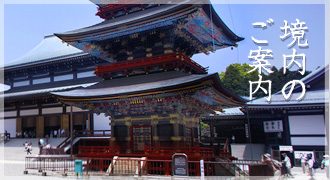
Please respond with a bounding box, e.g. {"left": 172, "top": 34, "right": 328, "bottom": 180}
{"left": 0, "top": 139, "right": 329, "bottom": 179}
{"left": 288, "top": 166, "right": 329, "bottom": 180}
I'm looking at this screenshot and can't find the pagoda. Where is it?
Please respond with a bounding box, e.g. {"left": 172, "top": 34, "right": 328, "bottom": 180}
{"left": 53, "top": 0, "right": 246, "bottom": 157}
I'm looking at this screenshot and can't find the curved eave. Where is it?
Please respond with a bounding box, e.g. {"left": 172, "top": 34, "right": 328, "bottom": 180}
{"left": 3, "top": 82, "right": 97, "bottom": 101}
{"left": 202, "top": 3, "right": 244, "bottom": 43}
{"left": 52, "top": 72, "right": 247, "bottom": 106}
{"left": 209, "top": 73, "right": 248, "bottom": 104}
{"left": 3, "top": 35, "right": 88, "bottom": 70}
{"left": 4, "top": 52, "right": 90, "bottom": 72}
{"left": 54, "top": 3, "right": 195, "bottom": 42}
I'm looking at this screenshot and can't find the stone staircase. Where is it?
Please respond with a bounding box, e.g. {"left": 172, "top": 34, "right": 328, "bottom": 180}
{"left": 107, "top": 156, "right": 147, "bottom": 175}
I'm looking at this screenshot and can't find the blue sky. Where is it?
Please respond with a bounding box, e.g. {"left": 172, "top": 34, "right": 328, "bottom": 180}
{"left": 2, "top": 1, "right": 329, "bottom": 74}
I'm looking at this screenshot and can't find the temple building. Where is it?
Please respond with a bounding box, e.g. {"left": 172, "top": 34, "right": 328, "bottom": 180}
{"left": 1, "top": 35, "right": 110, "bottom": 138}
{"left": 52, "top": 0, "right": 247, "bottom": 157}
{"left": 2, "top": 1, "right": 248, "bottom": 162}
{"left": 202, "top": 65, "right": 328, "bottom": 164}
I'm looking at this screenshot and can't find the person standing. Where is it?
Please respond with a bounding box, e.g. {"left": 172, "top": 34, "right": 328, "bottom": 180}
{"left": 301, "top": 154, "right": 307, "bottom": 173}
{"left": 282, "top": 153, "right": 293, "bottom": 177}
{"left": 58, "top": 128, "right": 61, "bottom": 138}
{"left": 321, "top": 155, "right": 329, "bottom": 179}
{"left": 54, "top": 129, "right": 57, "bottom": 138}
{"left": 307, "top": 153, "right": 314, "bottom": 177}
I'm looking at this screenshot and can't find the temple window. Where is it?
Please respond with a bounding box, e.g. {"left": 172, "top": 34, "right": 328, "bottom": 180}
{"left": 13, "top": 80, "right": 29, "bottom": 87}
{"left": 54, "top": 74, "right": 73, "bottom": 82}
{"left": 33, "top": 77, "right": 51, "bottom": 85}
{"left": 77, "top": 71, "right": 95, "bottom": 78}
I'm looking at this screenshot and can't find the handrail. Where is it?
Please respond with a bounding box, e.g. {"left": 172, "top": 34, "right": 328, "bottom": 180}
{"left": 25, "top": 156, "right": 264, "bottom": 176}
{"left": 56, "top": 135, "right": 74, "bottom": 149}
{"left": 56, "top": 130, "right": 111, "bottom": 149}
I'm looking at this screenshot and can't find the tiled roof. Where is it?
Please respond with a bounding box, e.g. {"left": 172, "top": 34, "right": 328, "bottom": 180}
{"left": 248, "top": 89, "right": 328, "bottom": 106}
{"left": 52, "top": 71, "right": 213, "bottom": 97}
{"left": 2, "top": 82, "right": 96, "bottom": 99}
{"left": 4, "top": 35, "right": 86, "bottom": 69}
{"left": 51, "top": 71, "right": 247, "bottom": 105}
{"left": 248, "top": 65, "right": 329, "bottom": 106}
{"left": 215, "top": 107, "right": 244, "bottom": 116}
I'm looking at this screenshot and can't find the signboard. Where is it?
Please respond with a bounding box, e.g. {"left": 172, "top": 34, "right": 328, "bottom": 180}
{"left": 263, "top": 120, "right": 283, "bottom": 133}
{"left": 245, "top": 124, "right": 249, "bottom": 138}
{"left": 172, "top": 153, "right": 188, "bottom": 176}
{"left": 200, "top": 160, "right": 205, "bottom": 180}
{"left": 294, "top": 151, "right": 315, "bottom": 160}
{"left": 279, "top": 146, "right": 293, "bottom": 152}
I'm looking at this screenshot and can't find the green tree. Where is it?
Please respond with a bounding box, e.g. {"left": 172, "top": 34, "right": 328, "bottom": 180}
{"left": 220, "top": 63, "right": 264, "bottom": 98}
{"left": 269, "top": 67, "right": 311, "bottom": 93}
{"left": 220, "top": 63, "right": 311, "bottom": 99}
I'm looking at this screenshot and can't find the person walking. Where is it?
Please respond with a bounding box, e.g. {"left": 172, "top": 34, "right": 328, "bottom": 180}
{"left": 282, "top": 153, "right": 293, "bottom": 177}
{"left": 321, "top": 155, "right": 329, "bottom": 179}
{"left": 262, "top": 153, "right": 282, "bottom": 179}
{"left": 24, "top": 141, "right": 32, "bottom": 155}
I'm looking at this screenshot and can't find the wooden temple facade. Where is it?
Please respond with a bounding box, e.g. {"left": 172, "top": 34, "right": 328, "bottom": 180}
{"left": 2, "top": 35, "right": 112, "bottom": 138}
{"left": 201, "top": 65, "right": 328, "bottom": 164}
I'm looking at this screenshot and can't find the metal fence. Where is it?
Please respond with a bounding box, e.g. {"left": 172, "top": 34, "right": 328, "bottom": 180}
{"left": 25, "top": 156, "right": 267, "bottom": 177}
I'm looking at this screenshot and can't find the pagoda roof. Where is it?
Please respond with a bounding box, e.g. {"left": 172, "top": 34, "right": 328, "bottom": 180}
{"left": 52, "top": 71, "right": 246, "bottom": 106}
{"left": 248, "top": 65, "right": 329, "bottom": 107}
{"left": 54, "top": 1, "right": 243, "bottom": 62}
{"left": 56, "top": 2, "right": 242, "bottom": 42}
{"left": 4, "top": 35, "right": 87, "bottom": 70}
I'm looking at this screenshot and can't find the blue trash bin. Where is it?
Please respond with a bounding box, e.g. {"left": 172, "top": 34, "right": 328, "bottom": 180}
{"left": 75, "top": 159, "right": 83, "bottom": 177}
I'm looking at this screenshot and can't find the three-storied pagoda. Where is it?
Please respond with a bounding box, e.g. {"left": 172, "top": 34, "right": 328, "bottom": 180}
{"left": 53, "top": 0, "right": 246, "bottom": 157}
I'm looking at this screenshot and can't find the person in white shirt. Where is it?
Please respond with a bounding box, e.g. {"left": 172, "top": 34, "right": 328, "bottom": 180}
{"left": 307, "top": 153, "right": 314, "bottom": 176}
{"left": 282, "top": 153, "right": 293, "bottom": 177}
{"left": 300, "top": 154, "right": 308, "bottom": 173}
{"left": 54, "top": 129, "right": 57, "bottom": 138}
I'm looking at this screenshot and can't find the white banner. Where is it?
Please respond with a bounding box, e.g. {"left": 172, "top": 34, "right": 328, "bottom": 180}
{"left": 279, "top": 146, "right": 293, "bottom": 152}
{"left": 294, "top": 151, "right": 314, "bottom": 160}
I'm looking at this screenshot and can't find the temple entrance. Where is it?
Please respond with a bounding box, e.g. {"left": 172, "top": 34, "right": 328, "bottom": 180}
{"left": 131, "top": 125, "right": 152, "bottom": 152}
{"left": 73, "top": 114, "right": 88, "bottom": 131}
{"left": 21, "top": 117, "right": 36, "bottom": 138}
{"left": 44, "top": 115, "right": 61, "bottom": 138}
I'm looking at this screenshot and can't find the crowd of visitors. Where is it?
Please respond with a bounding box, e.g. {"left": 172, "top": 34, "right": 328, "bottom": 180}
{"left": 16, "top": 128, "right": 69, "bottom": 138}
{"left": 262, "top": 152, "right": 329, "bottom": 179}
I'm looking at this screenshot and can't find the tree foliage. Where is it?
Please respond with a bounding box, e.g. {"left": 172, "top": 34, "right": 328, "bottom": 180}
{"left": 219, "top": 63, "right": 310, "bottom": 99}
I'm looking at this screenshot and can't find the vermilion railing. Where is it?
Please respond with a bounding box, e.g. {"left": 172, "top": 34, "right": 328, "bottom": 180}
{"left": 144, "top": 145, "right": 214, "bottom": 157}
{"left": 219, "top": 138, "right": 232, "bottom": 159}
{"left": 25, "top": 156, "right": 267, "bottom": 177}
{"left": 76, "top": 144, "right": 235, "bottom": 160}
{"left": 77, "top": 146, "right": 121, "bottom": 157}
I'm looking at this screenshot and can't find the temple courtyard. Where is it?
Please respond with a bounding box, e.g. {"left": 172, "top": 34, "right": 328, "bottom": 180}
{"left": 0, "top": 138, "right": 328, "bottom": 179}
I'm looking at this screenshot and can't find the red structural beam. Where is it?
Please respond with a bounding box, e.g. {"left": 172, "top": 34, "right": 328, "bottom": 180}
{"left": 94, "top": 53, "right": 207, "bottom": 78}
{"left": 96, "top": 1, "right": 149, "bottom": 19}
